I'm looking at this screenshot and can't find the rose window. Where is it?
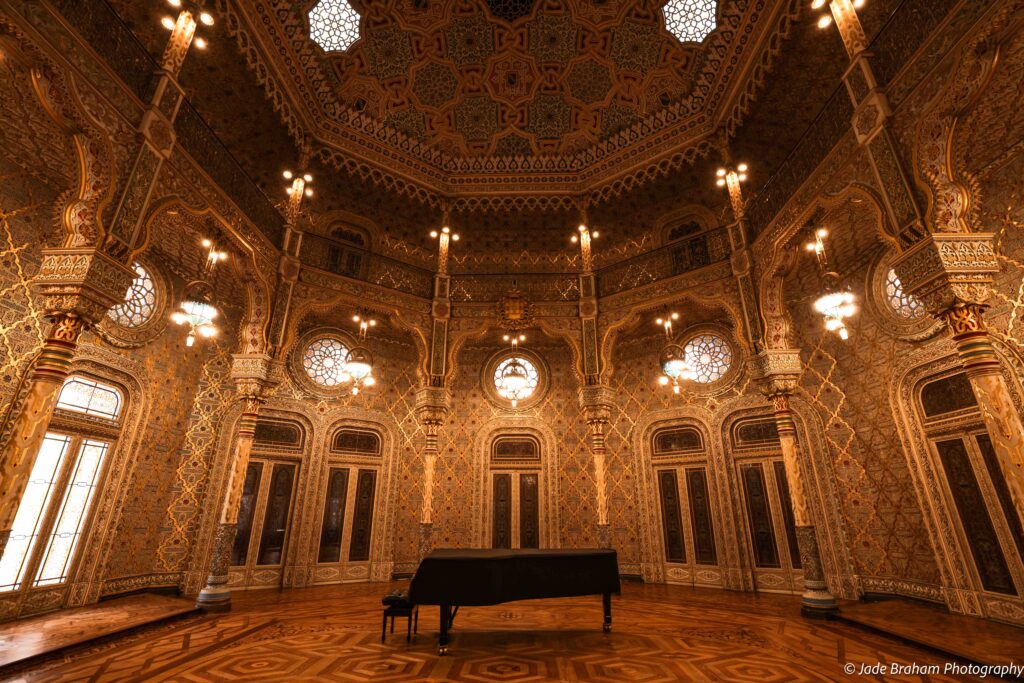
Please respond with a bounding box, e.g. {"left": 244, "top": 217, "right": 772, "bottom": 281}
{"left": 303, "top": 337, "right": 351, "bottom": 387}
{"left": 683, "top": 333, "right": 732, "bottom": 384}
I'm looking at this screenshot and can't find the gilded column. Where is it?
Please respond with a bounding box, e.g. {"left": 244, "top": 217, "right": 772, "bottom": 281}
{"left": 0, "top": 249, "right": 133, "bottom": 558}
{"left": 196, "top": 354, "right": 272, "bottom": 608}
{"left": 579, "top": 385, "right": 615, "bottom": 548}
{"left": 574, "top": 210, "right": 612, "bottom": 546}
{"left": 757, "top": 349, "right": 838, "bottom": 616}
{"left": 894, "top": 234, "right": 1024, "bottom": 527}
{"left": 415, "top": 387, "right": 451, "bottom": 558}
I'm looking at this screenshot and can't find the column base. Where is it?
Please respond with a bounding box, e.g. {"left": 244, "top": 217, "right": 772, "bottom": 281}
{"left": 795, "top": 525, "right": 837, "bottom": 618}
{"left": 195, "top": 579, "right": 233, "bottom": 611}
{"left": 800, "top": 586, "right": 839, "bottom": 619}
{"left": 196, "top": 523, "right": 237, "bottom": 610}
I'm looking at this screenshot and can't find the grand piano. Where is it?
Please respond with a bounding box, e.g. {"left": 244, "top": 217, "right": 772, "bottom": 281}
{"left": 408, "top": 548, "right": 621, "bottom": 654}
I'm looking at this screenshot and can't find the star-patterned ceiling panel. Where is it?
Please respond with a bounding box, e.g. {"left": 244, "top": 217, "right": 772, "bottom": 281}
{"left": 241, "top": 0, "right": 728, "bottom": 161}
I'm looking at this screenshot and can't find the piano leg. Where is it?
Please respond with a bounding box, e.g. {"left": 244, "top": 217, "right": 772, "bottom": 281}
{"left": 439, "top": 604, "right": 450, "bottom": 655}
{"left": 602, "top": 593, "right": 612, "bottom": 633}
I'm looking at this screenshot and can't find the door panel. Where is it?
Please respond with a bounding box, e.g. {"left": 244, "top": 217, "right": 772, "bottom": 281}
{"left": 230, "top": 462, "right": 262, "bottom": 567}
{"left": 256, "top": 463, "right": 297, "bottom": 566}
{"left": 772, "top": 461, "right": 801, "bottom": 570}
{"left": 741, "top": 463, "right": 780, "bottom": 569}
{"left": 519, "top": 473, "right": 539, "bottom": 549}
{"left": 318, "top": 468, "right": 350, "bottom": 564}
{"left": 936, "top": 438, "right": 1016, "bottom": 595}
{"left": 348, "top": 469, "right": 377, "bottom": 562}
{"left": 686, "top": 468, "right": 716, "bottom": 565}
{"left": 658, "top": 470, "right": 686, "bottom": 563}
{"left": 492, "top": 473, "right": 512, "bottom": 549}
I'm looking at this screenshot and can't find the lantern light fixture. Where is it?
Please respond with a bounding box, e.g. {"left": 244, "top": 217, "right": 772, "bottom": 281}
{"left": 805, "top": 228, "right": 857, "bottom": 340}
{"left": 655, "top": 311, "right": 696, "bottom": 394}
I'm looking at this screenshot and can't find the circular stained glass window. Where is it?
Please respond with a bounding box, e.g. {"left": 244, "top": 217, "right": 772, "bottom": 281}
{"left": 308, "top": 0, "right": 361, "bottom": 52}
{"left": 492, "top": 355, "right": 540, "bottom": 403}
{"left": 684, "top": 333, "right": 733, "bottom": 384}
{"left": 303, "top": 337, "right": 351, "bottom": 387}
{"left": 663, "top": 0, "right": 717, "bottom": 44}
{"left": 107, "top": 263, "right": 156, "bottom": 328}
{"left": 885, "top": 269, "right": 926, "bottom": 320}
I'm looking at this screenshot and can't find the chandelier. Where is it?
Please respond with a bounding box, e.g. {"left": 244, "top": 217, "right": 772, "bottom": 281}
{"left": 172, "top": 238, "right": 226, "bottom": 346}
{"left": 343, "top": 311, "right": 377, "bottom": 395}
{"left": 656, "top": 312, "right": 696, "bottom": 394}
{"left": 806, "top": 228, "right": 856, "bottom": 340}
{"left": 499, "top": 332, "right": 529, "bottom": 407}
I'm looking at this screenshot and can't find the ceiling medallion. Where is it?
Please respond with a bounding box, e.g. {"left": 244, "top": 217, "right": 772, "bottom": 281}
{"left": 496, "top": 286, "right": 533, "bottom": 331}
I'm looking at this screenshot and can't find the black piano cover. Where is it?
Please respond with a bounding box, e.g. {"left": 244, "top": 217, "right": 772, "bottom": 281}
{"left": 408, "top": 548, "right": 621, "bottom": 606}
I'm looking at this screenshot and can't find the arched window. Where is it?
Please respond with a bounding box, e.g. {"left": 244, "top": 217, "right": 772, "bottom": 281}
{"left": 492, "top": 435, "right": 541, "bottom": 462}
{"left": 107, "top": 263, "right": 157, "bottom": 329}
{"left": 653, "top": 427, "right": 703, "bottom": 455}
{"left": 331, "top": 429, "right": 382, "bottom": 455}
{"left": 253, "top": 419, "right": 305, "bottom": 451}
{"left": 0, "top": 376, "right": 122, "bottom": 593}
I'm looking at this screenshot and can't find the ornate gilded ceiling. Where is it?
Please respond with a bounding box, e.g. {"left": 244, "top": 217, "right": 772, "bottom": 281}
{"left": 217, "top": 0, "right": 799, "bottom": 197}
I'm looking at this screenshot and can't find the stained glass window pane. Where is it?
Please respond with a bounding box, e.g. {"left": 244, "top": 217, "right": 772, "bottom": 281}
{"left": 664, "top": 0, "right": 717, "bottom": 44}
{"left": 492, "top": 356, "right": 540, "bottom": 402}
{"left": 684, "top": 333, "right": 732, "bottom": 384}
{"left": 0, "top": 434, "right": 71, "bottom": 592}
{"left": 885, "top": 268, "right": 927, "bottom": 320}
{"left": 309, "top": 0, "right": 361, "bottom": 52}
{"left": 303, "top": 337, "right": 351, "bottom": 387}
{"left": 34, "top": 439, "right": 109, "bottom": 587}
{"left": 107, "top": 263, "right": 156, "bottom": 328}
{"left": 56, "top": 377, "right": 122, "bottom": 420}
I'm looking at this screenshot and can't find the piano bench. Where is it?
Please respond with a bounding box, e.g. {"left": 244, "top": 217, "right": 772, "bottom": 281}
{"left": 381, "top": 590, "right": 418, "bottom": 643}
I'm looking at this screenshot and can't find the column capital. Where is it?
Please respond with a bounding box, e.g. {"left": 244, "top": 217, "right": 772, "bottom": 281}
{"left": 578, "top": 384, "right": 615, "bottom": 418}
{"left": 230, "top": 353, "right": 274, "bottom": 400}
{"left": 754, "top": 348, "right": 802, "bottom": 398}
{"left": 414, "top": 386, "right": 452, "bottom": 425}
{"left": 891, "top": 233, "right": 998, "bottom": 314}
{"left": 31, "top": 248, "right": 136, "bottom": 324}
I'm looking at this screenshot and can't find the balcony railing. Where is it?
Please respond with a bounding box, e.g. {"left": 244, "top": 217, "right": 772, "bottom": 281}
{"left": 595, "top": 227, "right": 731, "bottom": 297}
{"left": 300, "top": 233, "right": 434, "bottom": 298}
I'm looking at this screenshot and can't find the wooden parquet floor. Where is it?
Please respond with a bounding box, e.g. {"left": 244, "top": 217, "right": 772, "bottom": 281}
{"left": 0, "top": 583, "right": 986, "bottom": 682}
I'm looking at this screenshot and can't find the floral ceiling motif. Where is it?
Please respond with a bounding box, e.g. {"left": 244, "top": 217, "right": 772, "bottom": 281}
{"left": 302, "top": 0, "right": 704, "bottom": 157}
{"left": 221, "top": 0, "right": 790, "bottom": 195}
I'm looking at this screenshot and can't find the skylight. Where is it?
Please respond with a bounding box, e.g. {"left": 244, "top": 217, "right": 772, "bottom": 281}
{"left": 663, "top": 0, "right": 717, "bottom": 44}
{"left": 309, "top": 0, "right": 361, "bottom": 53}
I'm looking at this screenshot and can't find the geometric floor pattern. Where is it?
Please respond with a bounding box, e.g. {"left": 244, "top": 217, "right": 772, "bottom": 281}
{"left": 5, "top": 583, "right": 973, "bottom": 682}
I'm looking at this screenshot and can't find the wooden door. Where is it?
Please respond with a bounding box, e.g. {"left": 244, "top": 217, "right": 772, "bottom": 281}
{"left": 493, "top": 473, "right": 512, "bottom": 549}
{"left": 229, "top": 459, "right": 299, "bottom": 588}
{"left": 738, "top": 460, "right": 802, "bottom": 592}
{"left": 519, "top": 473, "right": 539, "bottom": 549}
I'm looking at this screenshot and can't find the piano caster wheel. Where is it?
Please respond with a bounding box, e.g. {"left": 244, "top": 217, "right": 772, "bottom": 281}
{"left": 603, "top": 624, "right": 611, "bottom": 633}
{"left": 438, "top": 646, "right": 448, "bottom": 656}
